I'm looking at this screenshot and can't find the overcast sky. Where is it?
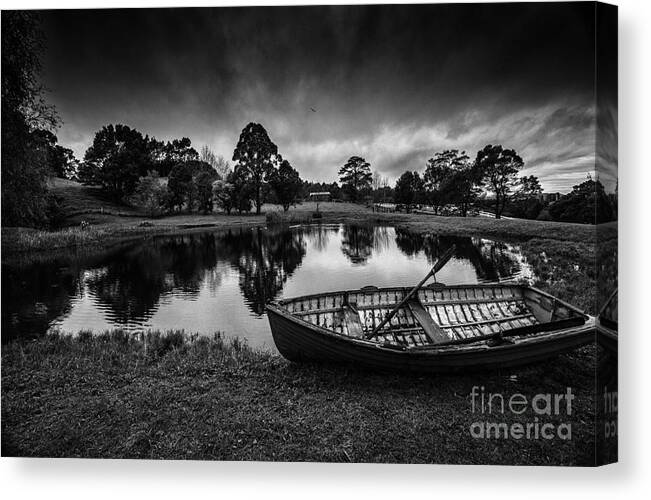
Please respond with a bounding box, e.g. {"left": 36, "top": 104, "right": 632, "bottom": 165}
{"left": 40, "top": 3, "right": 617, "bottom": 193}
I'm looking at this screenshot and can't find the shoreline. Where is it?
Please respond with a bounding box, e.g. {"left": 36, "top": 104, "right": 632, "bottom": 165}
{"left": 1, "top": 330, "right": 598, "bottom": 464}
{"left": 1, "top": 203, "right": 613, "bottom": 258}
{"left": 1, "top": 205, "right": 614, "bottom": 313}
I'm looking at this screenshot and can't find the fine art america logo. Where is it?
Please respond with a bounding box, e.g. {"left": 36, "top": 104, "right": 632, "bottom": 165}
{"left": 469, "top": 386, "right": 574, "bottom": 440}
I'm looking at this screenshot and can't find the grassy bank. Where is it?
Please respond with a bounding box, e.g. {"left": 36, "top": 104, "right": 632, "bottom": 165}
{"left": 1, "top": 179, "right": 611, "bottom": 256}
{"left": 2, "top": 331, "right": 598, "bottom": 464}
{"left": 2, "top": 202, "right": 610, "bottom": 256}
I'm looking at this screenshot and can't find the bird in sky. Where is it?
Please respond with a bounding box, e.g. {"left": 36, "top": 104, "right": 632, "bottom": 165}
{"left": 310, "top": 107, "right": 317, "bottom": 112}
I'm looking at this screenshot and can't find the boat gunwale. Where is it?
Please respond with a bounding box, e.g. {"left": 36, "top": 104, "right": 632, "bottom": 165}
{"left": 276, "top": 283, "right": 524, "bottom": 306}
{"left": 266, "top": 299, "right": 595, "bottom": 355}
{"left": 273, "top": 284, "right": 588, "bottom": 319}
{"left": 267, "top": 283, "right": 590, "bottom": 322}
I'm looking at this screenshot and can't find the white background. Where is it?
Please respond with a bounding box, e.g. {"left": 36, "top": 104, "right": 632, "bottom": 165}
{"left": 1, "top": 0, "right": 649, "bottom": 498}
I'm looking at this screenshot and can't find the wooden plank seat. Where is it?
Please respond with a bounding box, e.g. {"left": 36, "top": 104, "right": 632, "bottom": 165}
{"left": 343, "top": 302, "right": 364, "bottom": 338}
{"left": 405, "top": 297, "right": 449, "bottom": 343}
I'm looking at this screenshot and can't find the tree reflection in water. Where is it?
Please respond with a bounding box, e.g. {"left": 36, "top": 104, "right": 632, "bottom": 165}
{"left": 340, "top": 225, "right": 391, "bottom": 265}
{"left": 394, "top": 228, "right": 524, "bottom": 283}
{"left": 302, "top": 224, "right": 336, "bottom": 252}
{"left": 86, "top": 233, "right": 220, "bottom": 324}
{"left": 215, "top": 227, "right": 307, "bottom": 314}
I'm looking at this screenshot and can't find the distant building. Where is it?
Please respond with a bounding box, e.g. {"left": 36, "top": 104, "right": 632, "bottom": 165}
{"left": 309, "top": 191, "right": 331, "bottom": 202}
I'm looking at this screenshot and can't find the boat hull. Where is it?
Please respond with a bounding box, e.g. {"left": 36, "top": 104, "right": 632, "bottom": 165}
{"left": 267, "top": 304, "right": 595, "bottom": 373}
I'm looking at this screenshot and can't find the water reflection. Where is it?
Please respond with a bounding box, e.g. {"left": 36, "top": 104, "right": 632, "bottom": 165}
{"left": 340, "top": 225, "right": 391, "bottom": 265}
{"left": 1, "top": 224, "right": 534, "bottom": 348}
{"left": 85, "top": 234, "right": 221, "bottom": 324}
{"left": 394, "top": 229, "right": 529, "bottom": 283}
{"left": 216, "top": 227, "right": 307, "bottom": 314}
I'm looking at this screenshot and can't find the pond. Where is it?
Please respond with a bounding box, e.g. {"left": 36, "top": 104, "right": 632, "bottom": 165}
{"left": 2, "top": 224, "right": 533, "bottom": 351}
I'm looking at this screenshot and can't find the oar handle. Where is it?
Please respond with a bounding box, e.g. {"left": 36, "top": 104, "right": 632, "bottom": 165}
{"left": 366, "top": 244, "right": 456, "bottom": 339}
{"left": 431, "top": 245, "right": 456, "bottom": 274}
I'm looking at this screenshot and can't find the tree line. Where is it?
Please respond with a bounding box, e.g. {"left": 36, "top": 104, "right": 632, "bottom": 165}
{"left": 1, "top": 12, "right": 615, "bottom": 227}
{"left": 334, "top": 148, "right": 615, "bottom": 223}
{"left": 392, "top": 147, "right": 530, "bottom": 219}
{"left": 332, "top": 147, "right": 530, "bottom": 219}
{"left": 76, "top": 121, "right": 305, "bottom": 217}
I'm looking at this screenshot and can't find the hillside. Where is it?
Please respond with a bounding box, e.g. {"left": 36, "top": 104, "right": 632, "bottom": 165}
{"left": 49, "top": 178, "right": 144, "bottom": 225}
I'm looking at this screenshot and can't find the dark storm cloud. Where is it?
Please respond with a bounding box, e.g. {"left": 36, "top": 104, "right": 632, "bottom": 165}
{"left": 38, "top": 3, "right": 614, "bottom": 192}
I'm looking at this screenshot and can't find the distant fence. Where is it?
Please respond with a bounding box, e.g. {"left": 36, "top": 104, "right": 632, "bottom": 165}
{"left": 477, "top": 211, "right": 516, "bottom": 220}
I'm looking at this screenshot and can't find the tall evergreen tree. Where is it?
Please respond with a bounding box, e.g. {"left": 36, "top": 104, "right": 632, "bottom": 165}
{"left": 338, "top": 156, "right": 372, "bottom": 202}
{"left": 232, "top": 123, "right": 280, "bottom": 214}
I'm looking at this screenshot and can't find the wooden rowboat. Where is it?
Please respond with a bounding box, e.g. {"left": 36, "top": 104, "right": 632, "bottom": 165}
{"left": 266, "top": 284, "right": 594, "bottom": 373}
{"left": 597, "top": 289, "right": 618, "bottom": 353}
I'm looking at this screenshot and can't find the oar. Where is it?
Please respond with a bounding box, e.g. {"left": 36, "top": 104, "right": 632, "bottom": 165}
{"left": 366, "top": 244, "right": 456, "bottom": 339}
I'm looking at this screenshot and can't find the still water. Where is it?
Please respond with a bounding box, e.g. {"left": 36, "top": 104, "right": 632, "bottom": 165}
{"left": 2, "top": 224, "right": 533, "bottom": 351}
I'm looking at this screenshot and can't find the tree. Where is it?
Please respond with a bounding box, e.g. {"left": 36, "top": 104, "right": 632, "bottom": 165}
{"left": 474, "top": 145, "right": 524, "bottom": 219}
{"left": 212, "top": 178, "right": 237, "bottom": 215}
{"left": 193, "top": 162, "right": 219, "bottom": 214}
{"left": 77, "top": 160, "right": 102, "bottom": 185}
{"left": 339, "top": 156, "right": 372, "bottom": 202}
{"left": 32, "top": 129, "right": 78, "bottom": 179}
{"left": 269, "top": 160, "right": 303, "bottom": 212}
{"left": 200, "top": 145, "right": 231, "bottom": 180}
{"left": 148, "top": 137, "right": 199, "bottom": 176}
{"left": 423, "top": 150, "right": 469, "bottom": 214}
{"left": 440, "top": 167, "right": 481, "bottom": 217}
{"left": 131, "top": 171, "right": 168, "bottom": 217}
{"left": 51, "top": 144, "right": 78, "bottom": 179}
{"left": 232, "top": 122, "right": 280, "bottom": 214}
{"left": 507, "top": 174, "right": 543, "bottom": 219}
{"left": 167, "top": 160, "right": 216, "bottom": 212}
{"left": 2, "top": 12, "right": 60, "bottom": 226}
{"left": 516, "top": 175, "right": 543, "bottom": 199}
{"left": 394, "top": 171, "right": 424, "bottom": 209}
{"left": 214, "top": 155, "right": 231, "bottom": 179}
{"left": 166, "top": 138, "right": 198, "bottom": 164}
{"left": 230, "top": 168, "right": 254, "bottom": 214}
{"left": 200, "top": 144, "right": 217, "bottom": 169}
{"left": 167, "top": 162, "right": 193, "bottom": 212}
{"left": 548, "top": 178, "right": 615, "bottom": 224}
{"left": 166, "top": 138, "right": 199, "bottom": 176}
{"left": 83, "top": 124, "right": 152, "bottom": 199}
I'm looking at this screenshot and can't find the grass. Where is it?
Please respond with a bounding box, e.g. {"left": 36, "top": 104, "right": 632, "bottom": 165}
{"left": 1, "top": 179, "right": 612, "bottom": 260}
{"left": 1, "top": 224, "right": 162, "bottom": 255}
{"left": 518, "top": 238, "right": 597, "bottom": 313}
{"left": 49, "top": 177, "right": 143, "bottom": 220}
{"left": 1, "top": 330, "right": 599, "bottom": 464}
